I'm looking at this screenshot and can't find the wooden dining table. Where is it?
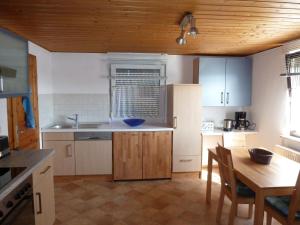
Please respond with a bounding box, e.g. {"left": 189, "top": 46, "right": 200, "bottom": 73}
{"left": 206, "top": 147, "right": 300, "bottom": 225}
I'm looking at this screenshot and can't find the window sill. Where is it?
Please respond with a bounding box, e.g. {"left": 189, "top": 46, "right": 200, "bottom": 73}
{"left": 280, "top": 134, "right": 300, "bottom": 144}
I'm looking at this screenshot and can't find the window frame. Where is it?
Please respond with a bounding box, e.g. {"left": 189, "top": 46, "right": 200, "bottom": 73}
{"left": 286, "top": 52, "right": 300, "bottom": 138}
{"left": 109, "top": 63, "right": 167, "bottom": 123}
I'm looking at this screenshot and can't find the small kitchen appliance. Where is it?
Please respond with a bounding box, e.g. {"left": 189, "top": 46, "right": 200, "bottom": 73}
{"left": 223, "top": 119, "right": 234, "bottom": 131}
{"left": 235, "top": 112, "right": 250, "bottom": 130}
{"left": 0, "top": 136, "right": 10, "bottom": 159}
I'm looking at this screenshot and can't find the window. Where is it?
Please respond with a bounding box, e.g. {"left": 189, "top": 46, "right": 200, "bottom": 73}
{"left": 286, "top": 52, "right": 300, "bottom": 137}
{"left": 110, "top": 64, "right": 166, "bottom": 122}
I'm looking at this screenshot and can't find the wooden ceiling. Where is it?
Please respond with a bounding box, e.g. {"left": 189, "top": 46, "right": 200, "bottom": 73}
{"left": 0, "top": 0, "right": 300, "bottom": 55}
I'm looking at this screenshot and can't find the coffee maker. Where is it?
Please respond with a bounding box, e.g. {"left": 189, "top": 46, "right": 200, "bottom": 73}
{"left": 235, "top": 112, "right": 250, "bottom": 130}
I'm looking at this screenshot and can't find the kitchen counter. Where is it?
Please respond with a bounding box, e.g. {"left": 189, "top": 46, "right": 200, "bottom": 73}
{"left": 0, "top": 149, "right": 54, "bottom": 200}
{"left": 41, "top": 122, "right": 174, "bottom": 132}
{"left": 202, "top": 128, "right": 258, "bottom": 136}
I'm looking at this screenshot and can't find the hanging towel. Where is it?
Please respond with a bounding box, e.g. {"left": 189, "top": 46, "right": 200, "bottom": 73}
{"left": 22, "top": 95, "right": 35, "bottom": 128}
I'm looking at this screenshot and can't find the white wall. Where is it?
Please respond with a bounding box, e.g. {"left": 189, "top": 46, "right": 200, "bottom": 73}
{"left": 166, "top": 55, "right": 195, "bottom": 84}
{"left": 51, "top": 53, "right": 108, "bottom": 94}
{"left": 250, "top": 47, "right": 290, "bottom": 149}
{"left": 51, "top": 53, "right": 196, "bottom": 94}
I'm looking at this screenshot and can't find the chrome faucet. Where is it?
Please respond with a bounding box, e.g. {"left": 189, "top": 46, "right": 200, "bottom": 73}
{"left": 67, "top": 114, "right": 79, "bottom": 128}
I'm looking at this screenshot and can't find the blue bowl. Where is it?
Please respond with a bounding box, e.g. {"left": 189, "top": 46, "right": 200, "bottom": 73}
{"left": 123, "top": 119, "right": 145, "bottom": 127}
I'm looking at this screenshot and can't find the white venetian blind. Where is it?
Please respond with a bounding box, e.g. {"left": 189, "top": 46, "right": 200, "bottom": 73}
{"left": 286, "top": 52, "right": 300, "bottom": 137}
{"left": 111, "top": 64, "right": 166, "bottom": 120}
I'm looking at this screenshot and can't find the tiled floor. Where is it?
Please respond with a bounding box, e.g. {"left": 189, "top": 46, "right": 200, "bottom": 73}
{"left": 54, "top": 172, "right": 279, "bottom": 225}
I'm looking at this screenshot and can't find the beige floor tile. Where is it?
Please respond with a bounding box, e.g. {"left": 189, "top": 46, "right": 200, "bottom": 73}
{"left": 53, "top": 171, "right": 281, "bottom": 225}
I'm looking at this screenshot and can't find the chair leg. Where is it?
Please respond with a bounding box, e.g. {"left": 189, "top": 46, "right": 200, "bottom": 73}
{"left": 216, "top": 186, "right": 225, "bottom": 223}
{"left": 228, "top": 203, "right": 237, "bottom": 225}
{"left": 248, "top": 203, "right": 253, "bottom": 219}
{"left": 266, "top": 212, "right": 272, "bottom": 225}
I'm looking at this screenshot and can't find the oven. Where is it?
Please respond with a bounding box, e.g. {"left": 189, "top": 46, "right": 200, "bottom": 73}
{"left": 1, "top": 192, "right": 35, "bottom": 225}
{"left": 0, "top": 170, "right": 34, "bottom": 225}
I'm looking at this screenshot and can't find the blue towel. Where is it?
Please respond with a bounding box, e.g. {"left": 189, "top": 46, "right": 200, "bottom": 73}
{"left": 22, "top": 95, "right": 35, "bottom": 128}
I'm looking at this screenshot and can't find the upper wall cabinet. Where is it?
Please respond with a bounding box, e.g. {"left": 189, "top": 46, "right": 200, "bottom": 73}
{"left": 193, "top": 56, "right": 252, "bottom": 107}
{"left": 0, "top": 28, "right": 29, "bottom": 98}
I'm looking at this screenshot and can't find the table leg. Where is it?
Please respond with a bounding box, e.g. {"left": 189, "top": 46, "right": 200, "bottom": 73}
{"left": 206, "top": 151, "right": 213, "bottom": 204}
{"left": 254, "top": 191, "right": 265, "bottom": 225}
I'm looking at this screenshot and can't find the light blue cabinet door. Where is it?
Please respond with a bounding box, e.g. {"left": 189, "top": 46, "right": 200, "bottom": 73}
{"left": 0, "top": 28, "right": 29, "bottom": 98}
{"left": 225, "top": 57, "right": 252, "bottom": 106}
{"left": 199, "top": 57, "right": 226, "bottom": 106}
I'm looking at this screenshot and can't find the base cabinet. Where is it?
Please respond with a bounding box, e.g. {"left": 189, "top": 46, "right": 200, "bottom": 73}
{"left": 42, "top": 132, "right": 112, "bottom": 176}
{"left": 33, "top": 157, "right": 55, "bottom": 225}
{"left": 43, "top": 141, "right": 75, "bottom": 176}
{"left": 113, "top": 131, "right": 172, "bottom": 180}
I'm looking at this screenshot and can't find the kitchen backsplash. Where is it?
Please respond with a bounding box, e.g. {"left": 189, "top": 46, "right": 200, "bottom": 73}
{"left": 39, "top": 94, "right": 54, "bottom": 128}
{"left": 53, "top": 94, "right": 110, "bottom": 123}
{"left": 202, "top": 106, "right": 252, "bottom": 128}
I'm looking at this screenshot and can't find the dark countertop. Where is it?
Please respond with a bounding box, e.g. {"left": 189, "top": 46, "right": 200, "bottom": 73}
{"left": 0, "top": 149, "right": 54, "bottom": 200}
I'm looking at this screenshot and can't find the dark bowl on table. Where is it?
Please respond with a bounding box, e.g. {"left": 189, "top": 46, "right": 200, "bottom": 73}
{"left": 123, "top": 118, "right": 145, "bottom": 127}
{"left": 248, "top": 148, "right": 273, "bottom": 165}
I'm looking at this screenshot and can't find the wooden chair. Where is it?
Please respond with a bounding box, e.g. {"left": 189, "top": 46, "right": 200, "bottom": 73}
{"left": 272, "top": 145, "right": 300, "bottom": 163}
{"left": 265, "top": 171, "right": 300, "bottom": 225}
{"left": 216, "top": 145, "right": 255, "bottom": 225}
{"left": 223, "top": 133, "right": 246, "bottom": 148}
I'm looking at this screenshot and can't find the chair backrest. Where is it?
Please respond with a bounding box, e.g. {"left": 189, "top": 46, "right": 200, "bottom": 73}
{"left": 223, "top": 133, "right": 246, "bottom": 148}
{"left": 216, "top": 145, "right": 237, "bottom": 197}
{"left": 273, "top": 145, "right": 300, "bottom": 163}
{"left": 288, "top": 170, "right": 300, "bottom": 223}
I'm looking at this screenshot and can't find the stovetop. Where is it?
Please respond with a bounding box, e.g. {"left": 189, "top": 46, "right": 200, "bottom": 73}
{"left": 0, "top": 167, "right": 26, "bottom": 191}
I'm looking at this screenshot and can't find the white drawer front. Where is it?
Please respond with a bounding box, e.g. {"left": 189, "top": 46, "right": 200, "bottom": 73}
{"left": 173, "top": 155, "right": 201, "bottom": 172}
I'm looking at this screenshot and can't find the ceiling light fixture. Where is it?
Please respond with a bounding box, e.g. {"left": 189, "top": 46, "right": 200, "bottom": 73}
{"left": 188, "top": 17, "right": 199, "bottom": 38}
{"left": 176, "top": 29, "right": 187, "bottom": 45}
{"left": 176, "top": 12, "right": 199, "bottom": 45}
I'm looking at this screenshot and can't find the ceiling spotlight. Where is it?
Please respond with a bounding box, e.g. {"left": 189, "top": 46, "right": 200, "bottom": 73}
{"left": 176, "top": 12, "right": 199, "bottom": 45}
{"left": 188, "top": 17, "right": 199, "bottom": 38}
{"left": 176, "top": 30, "right": 187, "bottom": 45}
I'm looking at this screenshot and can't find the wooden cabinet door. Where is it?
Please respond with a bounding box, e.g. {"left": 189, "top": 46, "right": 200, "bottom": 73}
{"left": 75, "top": 140, "right": 112, "bottom": 175}
{"left": 43, "top": 141, "right": 75, "bottom": 175}
{"left": 33, "top": 157, "right": 55, "bottom": 225}
{"left": 142, "top": 131, "right": 172, "bottom": 179}
{"left": 199, "top": 57, "right": 226, "bottom": 106}
{"left": 225, "top": 57, "right": 252, "bottom": 106}
{"left": 113, "top": 132, "right": 142, "bottom": 180}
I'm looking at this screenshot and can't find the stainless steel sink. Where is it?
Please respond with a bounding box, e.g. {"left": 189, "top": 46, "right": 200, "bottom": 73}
{"left": 78, "top": 123, "right": 103, "bottom": 129}
{"left": 48, "top": 124, "right": 74, "bottom": 129}
{"left": 48, "top": 122, "right": 105, "bottom": 129}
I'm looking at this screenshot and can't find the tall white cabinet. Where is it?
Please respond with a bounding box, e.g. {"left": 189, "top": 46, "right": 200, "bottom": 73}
{"left": 167, "top": 84, "right": 202, "bottom": 172}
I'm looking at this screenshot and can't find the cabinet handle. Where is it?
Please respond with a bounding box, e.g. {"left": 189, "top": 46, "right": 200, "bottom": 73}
{"left": 179, "top": 159, "right": 192, "bottom": 163}
{"left": 36, "top": 192, "right": 42, "bottom": 214}
{"left": 40, "top": 166, "right": 51, "bottom": 175}
{"left": 173, "top": 116, "right": 177, "bottom": 129}
{"left": 221, "top": 92, "right": 224, "bottom": 104}
{"left": 66, "top": 144, "right": 72, "bottom": 157}
{"left": 226, "top": 92, "right": 229, "bottom": 104}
